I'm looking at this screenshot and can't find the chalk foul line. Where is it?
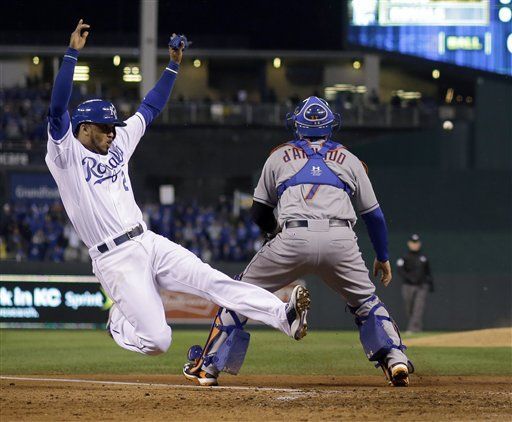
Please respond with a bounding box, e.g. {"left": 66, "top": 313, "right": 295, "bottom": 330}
{"left": 0, "top": 375, "right": 304, "bottom": 393}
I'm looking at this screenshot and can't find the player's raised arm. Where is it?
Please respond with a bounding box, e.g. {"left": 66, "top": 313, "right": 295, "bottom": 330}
{"left": 137, "top": 34, "right": 188, "bottom": 126}
{"left": 48, "top": 19, "right": 90, "bottom": 141}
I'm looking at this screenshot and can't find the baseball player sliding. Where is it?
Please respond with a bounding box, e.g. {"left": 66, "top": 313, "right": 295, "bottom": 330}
{"left": 184, "top": 97, "right": 414, "bottom": 387}
{"left": 46, "top": 20, "right": 310, "bottom": 358}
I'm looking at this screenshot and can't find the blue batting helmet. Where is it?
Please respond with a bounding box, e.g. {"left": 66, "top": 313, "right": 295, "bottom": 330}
{"left": 286, "top": 96, "right": 341, "bottom": 139}
{"left": 71, "top": 99, "right": 127, "bottom": 135}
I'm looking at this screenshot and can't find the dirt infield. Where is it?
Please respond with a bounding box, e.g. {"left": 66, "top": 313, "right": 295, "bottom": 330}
{"left": 2, "top": 374, "right": 511, "bottom": 421}
{"left": 406, "top": 327, "right": 512, "bottom": 347}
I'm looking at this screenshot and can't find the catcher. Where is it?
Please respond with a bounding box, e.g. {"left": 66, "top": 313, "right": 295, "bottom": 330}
{"left": 183, "top": 96, "right": 414, "bottom": 387}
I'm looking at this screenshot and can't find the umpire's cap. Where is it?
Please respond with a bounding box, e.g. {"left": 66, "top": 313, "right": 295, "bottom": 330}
{"left": 409, "top": 233, "right": 421, "bottom": 242}
{"left": 71, "top": 99, "right": 127, "bottom": 135}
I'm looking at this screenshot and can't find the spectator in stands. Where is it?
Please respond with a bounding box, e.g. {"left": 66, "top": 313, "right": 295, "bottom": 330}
{"left": 1, "top": 197, "right": 270, "bottom": 264}
{"left": 28, "top": 228, "right": 46, "bottom": 260}
{"left": 368, "top": 89, "right": 380, "bottom": 108}
{"left": 8, "top": 226, "right": 26, "bottom": 261}
{"left": 391, "top": 94, "right": 401, "bottom": 108}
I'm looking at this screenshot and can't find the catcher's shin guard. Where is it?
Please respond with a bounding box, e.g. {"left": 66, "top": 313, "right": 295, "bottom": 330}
{"left": 350, "top": 295, "right": 414, "bottom": 385}
{"left": 185, "top": 307, "right": 249, "bottom": 380}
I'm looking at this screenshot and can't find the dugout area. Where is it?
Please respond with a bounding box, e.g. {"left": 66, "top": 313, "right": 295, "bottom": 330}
{"left": 1, "top": 329, "right": 511, "bottom": 421}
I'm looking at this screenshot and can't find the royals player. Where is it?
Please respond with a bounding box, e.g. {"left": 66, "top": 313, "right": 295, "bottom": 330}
{"left": 46, "top": 20, "right": 310, "bottom": 359}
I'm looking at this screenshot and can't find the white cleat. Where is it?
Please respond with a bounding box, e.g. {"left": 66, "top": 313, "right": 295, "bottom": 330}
{"left": 286, "top": 285, "right": 311, "bottom": 340}
{"left": 183, "top": 363, "right": 218, "bottom": 386}
{"left": 389, "top": 363, "right": 410, "bottom": 387}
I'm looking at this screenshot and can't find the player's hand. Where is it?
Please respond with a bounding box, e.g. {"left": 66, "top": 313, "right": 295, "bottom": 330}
{"left": 69, "top": 19, "right": 90, "bottom": 50}
{"left": 373, "top": 259, "right": 392, "bottom": 287}
{"left": 168, "top": 33, "right": 187, "bottom": 64}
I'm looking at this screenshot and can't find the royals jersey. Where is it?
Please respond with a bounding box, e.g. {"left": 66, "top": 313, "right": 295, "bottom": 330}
{"left": 45, "top": 112, "right": 147, "bottom": 248}
{"left": 253, "top": 140, "right": 379, "bottom": 226}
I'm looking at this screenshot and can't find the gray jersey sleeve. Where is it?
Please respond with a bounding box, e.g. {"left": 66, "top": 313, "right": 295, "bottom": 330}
{"left": 253, "top": 154, "right": 278, "bottom": 207}
{"left": 353, "top": 160, "right": 379, "bottom": 215}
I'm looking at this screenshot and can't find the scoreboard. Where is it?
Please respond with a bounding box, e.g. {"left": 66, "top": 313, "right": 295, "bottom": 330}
{"left": 348, "top": 0, "right": 512, "bottom": 76}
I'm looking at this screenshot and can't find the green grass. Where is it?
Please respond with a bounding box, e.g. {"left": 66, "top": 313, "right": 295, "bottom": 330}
{"left": 1, "top": 329, "right": 511, "bottom": 376}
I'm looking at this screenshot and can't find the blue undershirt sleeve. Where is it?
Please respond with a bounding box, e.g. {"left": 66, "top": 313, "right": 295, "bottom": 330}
{"left": 137, "top": 61, "right": 179, "bottom": 126}
{"left": 48, "top": 48, "right": 78, "bottom": 140}
{"left": 361, "top": 206, "right": 389, "bottom": 262}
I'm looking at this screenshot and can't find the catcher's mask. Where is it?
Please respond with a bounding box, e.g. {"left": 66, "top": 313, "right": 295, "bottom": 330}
{"left": 71, "top": 99, "right": 126, "bottom": 136}
{"left": 285, "top": 96, "right": 341, "bottom": 139}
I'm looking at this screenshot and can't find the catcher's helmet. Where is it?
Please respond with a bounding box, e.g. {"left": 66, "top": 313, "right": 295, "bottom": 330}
{"left": 286, "top": 96, "right": 341, "bottom": 139}
{"left": 71, "top": 99, "right": 127, "bottom": 135}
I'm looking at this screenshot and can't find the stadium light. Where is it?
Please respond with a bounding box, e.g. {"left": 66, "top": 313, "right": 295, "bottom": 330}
{"left": 445, "top": 88, "right": 454, "bottom": 103}
{"left": 123, "top": 66, "right": 142, "bottom": 83}
{"left": 193, "top": 59, "right": 201, "bottom": 68}
{"left": 432, "top": 69, "right": 440, "bottom": 79}
{"left": 395, "top": 90, "right": 421, "bottom": 100}
{"left": 508, "top": 34, "right": 512, "bottom": 53}
{"left": 442, "top": 120, "right": 454, "bottom": 131}
{"left": 273, "top": 57, "right": 281, "bottom": 69}
{"left": 334, "top": 84, "right": 354, "bottom": 91}
{"left": 73, "top": 65, "right": 90, "bottom": 82}
{"left": 352, "top": 60, "right": 361, "bottom": 70}
{"left": 32, "top": 56, "right": 40, "bottom": 65}
{"left": 499, "top": 7, "right": 512, "bottom": 22}
{"left": 113, "top": 55, "right": 121, "bottom": 67}
{"left": 500, "top": 0, "right": 511, "bottom": 4}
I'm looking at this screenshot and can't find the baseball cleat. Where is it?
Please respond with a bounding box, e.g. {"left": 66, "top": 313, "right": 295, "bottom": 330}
{"left": 286, "top": 285, "right": 311, "bottom": 340}
{"left": 389, "top": 363, "right": 410, "bottom": 387}
{"left": 183, "top": 363, "right": 218, "bottom": 386}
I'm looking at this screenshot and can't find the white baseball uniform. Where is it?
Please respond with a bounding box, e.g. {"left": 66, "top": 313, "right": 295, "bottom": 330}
{"left": 45, "top": 114, "right": 294, "bottom": 355}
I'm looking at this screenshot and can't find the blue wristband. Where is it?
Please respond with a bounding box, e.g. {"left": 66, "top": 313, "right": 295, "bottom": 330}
{"left": 64, "top": 47, "right": 79, "bottom": 61}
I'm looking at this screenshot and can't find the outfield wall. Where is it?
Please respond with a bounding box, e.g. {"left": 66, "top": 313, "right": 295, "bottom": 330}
{"left": 1, "top": 261, "right": 510, "bottom": 331}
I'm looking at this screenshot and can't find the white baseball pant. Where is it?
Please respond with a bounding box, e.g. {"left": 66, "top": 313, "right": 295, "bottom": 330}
{"left": 90, "top": 230, "right": 291, "bottom": 355}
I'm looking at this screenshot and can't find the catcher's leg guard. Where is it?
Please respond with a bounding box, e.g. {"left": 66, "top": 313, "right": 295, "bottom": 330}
{"left": 350, "top": 295, "right": 414, "bottom": 386}
{"left": 186, "top": 307, "right": 249, "bottom": 377}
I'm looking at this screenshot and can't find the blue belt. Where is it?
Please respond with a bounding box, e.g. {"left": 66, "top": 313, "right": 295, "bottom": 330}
{"left": 97, "top": 224, "right": 144, "bottom": 253}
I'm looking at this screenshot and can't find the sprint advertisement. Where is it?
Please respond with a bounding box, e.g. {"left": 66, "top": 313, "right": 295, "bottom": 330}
{"left": 0, "top": 275, "right": 112, "bottom": 324}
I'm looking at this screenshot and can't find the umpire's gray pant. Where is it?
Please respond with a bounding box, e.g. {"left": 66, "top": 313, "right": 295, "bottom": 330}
{"left": 402, "top": 284, "right": 429, "bottom": 332}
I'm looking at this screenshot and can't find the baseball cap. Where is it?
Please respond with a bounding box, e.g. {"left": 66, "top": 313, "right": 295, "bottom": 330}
{"left": 409, "top": 234, "right": 421, "bottom": 242}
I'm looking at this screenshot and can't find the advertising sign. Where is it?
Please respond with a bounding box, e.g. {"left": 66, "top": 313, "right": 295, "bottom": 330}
{"left": 9, "top": 172, "right": 60, "bottom": 204}
{"left": 1, "top": 275, "right": 305, "bottom": 327}
{"left": 348, "top": 0, "right": 512, "bottom": 76}
{"left": 0, "top": 275, "right": 110, "bottom": 326}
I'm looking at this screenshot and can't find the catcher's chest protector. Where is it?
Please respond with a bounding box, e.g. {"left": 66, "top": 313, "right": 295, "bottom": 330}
{"left": 277, "top": 139, "right": 353, "bottom": 198}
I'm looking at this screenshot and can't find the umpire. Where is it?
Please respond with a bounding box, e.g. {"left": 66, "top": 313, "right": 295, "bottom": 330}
{"left": 396, "top": 234, "right": 434, "bottom": 333}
